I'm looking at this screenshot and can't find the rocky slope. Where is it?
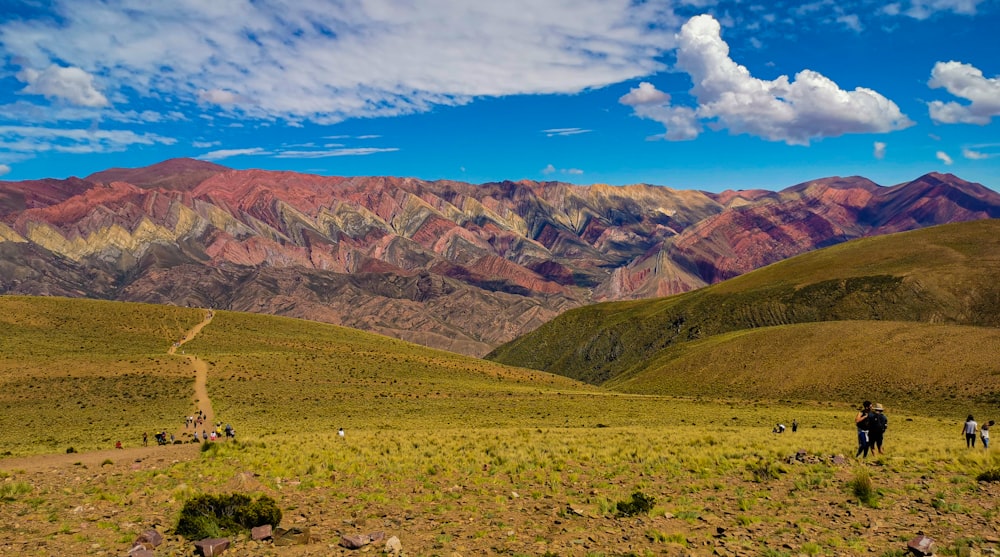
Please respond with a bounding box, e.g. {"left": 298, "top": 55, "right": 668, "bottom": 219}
{"left": 1, "top": 159, "right": 997, "bottom": 355}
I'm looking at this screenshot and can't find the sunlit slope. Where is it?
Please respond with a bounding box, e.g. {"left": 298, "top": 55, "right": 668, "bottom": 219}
{"left": 0, "top": 296, "right": 598, "bottom": 455}
{"left": 604, "top": 320, "right": 1000, "bottom": 412}
{"left": 486, "top": 220, "right": 1000, "bottom": 386}
{"left": 0, "top": 296, "right": 204, "bottom": 454}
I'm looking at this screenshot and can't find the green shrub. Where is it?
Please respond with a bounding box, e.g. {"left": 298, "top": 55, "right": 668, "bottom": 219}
{"left": 615, "top": 491, "right": 655, "bottom": 517}
{"left": 175, "top": 493, "right": 282, "bottom": 540}
{"left": 976, "top": 468, "right": 1000, "bottom": 482}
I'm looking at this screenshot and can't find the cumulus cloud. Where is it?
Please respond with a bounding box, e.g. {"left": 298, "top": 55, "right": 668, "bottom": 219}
{"left": 620, "top": 15, "right": 913, "bottom": 145}
{"left": 874, "top": 141, "right": 887, "bottom": 159}
{"left": 541, "top": 164, "right": 557, "bottom": 175}
{"left": 936, "top": 150, "right": 954, "bottom": 165}
{"left": 618, "top": 82, "right": 671, "bottom": 106}
{"left": 0, "top": 164, "right": 10, "bottom": 177}
{"left": 0, "top": 0, "right": 679, "bottom": 124}
{"left": 16, "top": 65, "right": 109, "bottom": 107}
{"left": 928, "top": 61, "right": 1000, "bottom": 125}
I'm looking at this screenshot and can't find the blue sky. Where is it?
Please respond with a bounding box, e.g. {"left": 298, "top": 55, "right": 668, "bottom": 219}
{"left": 1, "top": 0, "right": 998, "bottom": 192}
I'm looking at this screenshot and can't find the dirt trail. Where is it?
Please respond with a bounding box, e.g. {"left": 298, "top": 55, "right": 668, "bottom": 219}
{"left": 169, "top": 311, "right": 216, "bottom": 438}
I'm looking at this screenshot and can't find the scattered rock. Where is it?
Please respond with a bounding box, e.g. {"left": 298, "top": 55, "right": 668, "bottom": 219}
{"left": 340, "top": 534, "right": 371, "bottom": 549}
{"left": 133, "top": 528, "right": 163, "bottom": 549}
{"left": 194, "top": 537, "right": 230, "bottom": 556}
{"left": 832, "top": 455, "right": 848, "bottom": 465}
{"left": 273, "top": 527, "right": 311, "bottom": 546}
{"left": 251, "top": 524, "right": 272, "bottom": 541}
{"left": 908, "top": 535, "right": 935, "bottom": 556}
{"left": 127, "top": 547, "right": 155, "bottom": 557}
{"left": 384, "top": 535, "right": 402, "bottom": 555}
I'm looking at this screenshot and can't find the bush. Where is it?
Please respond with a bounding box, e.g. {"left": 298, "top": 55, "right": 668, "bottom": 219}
{"left": 615, "top": 491, "right": 655, "bottom": 517}
{"left": 976, "top": 468, "right": 1000, "bottom": 482}
{"left": 175, "top": 493, "right": 282, "bottom": 540}
{"left": 65, "top": 447, "right": 76, "bottom": 454}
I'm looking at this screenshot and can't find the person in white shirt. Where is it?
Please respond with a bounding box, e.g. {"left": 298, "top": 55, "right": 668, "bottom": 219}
{"left": 963, "top": 415, "right": 979, "bottom": 448}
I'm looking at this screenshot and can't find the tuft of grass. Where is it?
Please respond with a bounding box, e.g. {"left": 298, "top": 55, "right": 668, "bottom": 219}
{"left": 615, "top": 491, "right": 656, "bottom": 517}
{"left": 848, "top": 467, "right": 878, "bottom": 508}
{"left": 976, "top": 468, "right": 1000, "bottom": 482}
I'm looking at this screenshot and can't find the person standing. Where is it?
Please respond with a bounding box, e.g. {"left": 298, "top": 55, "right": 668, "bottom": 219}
{"left": 792, "top": 419, "right": 798, "bottom": 433}
{"left": 981, "top": 420, "right": 994, "bottom": 449}
{"left": 855, "top": 401, "right": 873, "bottom": 458}
{"left": 964, "top": 415, "right": 978, "bottom": 448}
{"left": 142, "top": 432, "right": 148, "bottom": 447}
{"left": 868, "top": 404, "right": 888, "bottom": 455}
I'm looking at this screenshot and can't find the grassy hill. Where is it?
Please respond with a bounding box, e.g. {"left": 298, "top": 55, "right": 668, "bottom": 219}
{"left": 486, "top": 220, "right": 1000, "bottom": 411}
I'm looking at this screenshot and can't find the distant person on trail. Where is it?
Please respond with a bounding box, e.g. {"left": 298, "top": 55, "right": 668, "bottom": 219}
{"left": 338, "top": 427, "right": 345, "bottom": 438}
{"left": 792, "top": 419, "right": 798, "bottom": 433}
{"left": 982, "top": 420, "right": 994, "bottom": 449}
{"left": 964, "top": 415, "right": 979, "bottom": 448}
{"left": 142, "top": 432, "right": 148, "bottom": 447}
{"left": 855, "top": 401, "right": 873, "bottom": 458}
{"left": 868, "top": 404, "right": 888, "bottom": 455}
{"left": 115, "top": 440, "right": 123, "bottom": 449}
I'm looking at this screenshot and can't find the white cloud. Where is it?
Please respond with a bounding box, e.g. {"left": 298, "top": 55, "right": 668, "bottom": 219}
{"left": 542, "top": 128, "right": 592, "bottom": 137}
{"left": 0, "top": 125, "right": 175, "bottom": 156}
{"left": 198, "top": 147, "right": 270, "bottom": 161}
{"left": 620, "top": 15, "right": 913, "bottom": 145}
{"left": 936, "top": 150, "right": 954, "bottom": 165}
{"left": 198, "top": 89, "right": 243, "bottom": 105}
{"left": 541, "top": 163, "right": 583, "bottom": 176}
{"left": 836, "top": 14, "right": 863, "bottom": 32}
{"left": 192, "top": 140, "right": 221, "bottom": 148}
{"left": 16, "top": 65, "right": 109, "bottom": 107}
{"left": 962, "top": 146, "right": 996, "bottom": 160}
{"left": 272, "top": 147, "right": 398, "bottom": 158}
{"left": 0, "top": 1, "right": 680, "bottom": 124}
{"left": 895, "top": 0, "right": 986, "bottom": 19}
{"left": 874, "top": 141, "right": 887, "bottom": 159}
{"left": 619, "top": 82, "right": 670, "bottom": 106}
{"left": 928, "top": 61, "right": 1000, "bottom": 125}
{"left": 0, "top": 164, "right": 10, "bottom": 177}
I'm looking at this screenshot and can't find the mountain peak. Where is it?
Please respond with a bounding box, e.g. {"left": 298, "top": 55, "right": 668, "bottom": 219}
{"left": 86, "top": 158, "right": 230, "bottom": 191}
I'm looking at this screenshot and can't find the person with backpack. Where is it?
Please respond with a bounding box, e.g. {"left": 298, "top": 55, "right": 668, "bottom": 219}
{"left": 855, "top": 400, "right": 873, "bottom": 458}
{"left": 868, "top": 403, "right": 888, "bottom": 455}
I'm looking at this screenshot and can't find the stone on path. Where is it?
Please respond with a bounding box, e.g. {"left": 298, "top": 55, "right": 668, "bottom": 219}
{"left": 273, "top": 527, "right": 311, "bottom": 546}
{"left": 340, "top": 534, "right": 371, "bottom": 549}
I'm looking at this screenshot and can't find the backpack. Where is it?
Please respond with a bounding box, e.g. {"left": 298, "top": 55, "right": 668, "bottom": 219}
{"left": 869, "top": 412, "right": 887, "bottom": 434}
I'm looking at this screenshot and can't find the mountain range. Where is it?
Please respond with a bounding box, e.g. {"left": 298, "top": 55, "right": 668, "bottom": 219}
{"left": 1, "top": 158, "right": 998, "bottom": 356}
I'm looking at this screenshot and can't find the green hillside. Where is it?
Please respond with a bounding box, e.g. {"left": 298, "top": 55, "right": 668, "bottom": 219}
{"left": 486, "top": 220, "right": 1000, "bottom": 405}
{"left": 0, "top": 295, "right": 612, "bottom": 455}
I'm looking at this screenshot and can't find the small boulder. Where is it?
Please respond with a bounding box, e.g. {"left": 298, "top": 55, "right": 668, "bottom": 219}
{"left": 251, "top": 524, "right": 273, "bottom": 541}
{"left": 907, "top": 535, "right": 935, "bottom": 556}
{"left": 340, "top": 534, "right": 371, "bottom": 549}
{"left": 385, "top": 535, "right": 402, "bottom": 555}
{"left": 194, "top": 538, "right": 230, "bottom": 557}
{"left": 133, "top": 529, "right": 164, "bottom": 549}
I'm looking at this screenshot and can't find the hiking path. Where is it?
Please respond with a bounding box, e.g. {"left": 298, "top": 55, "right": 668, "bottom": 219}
{"left": 169, "top": 311, "right": 216, "bottom": 438}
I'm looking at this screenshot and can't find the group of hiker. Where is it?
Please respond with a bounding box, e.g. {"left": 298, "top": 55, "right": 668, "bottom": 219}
{"left": 963, "top": 415, "right": 994, "bottom": 449}
{"left": 854, "top": 400, "right": 888, "bottom": 458}
{"left": 125, "top": 410, "right": 235, "bottom": 449}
